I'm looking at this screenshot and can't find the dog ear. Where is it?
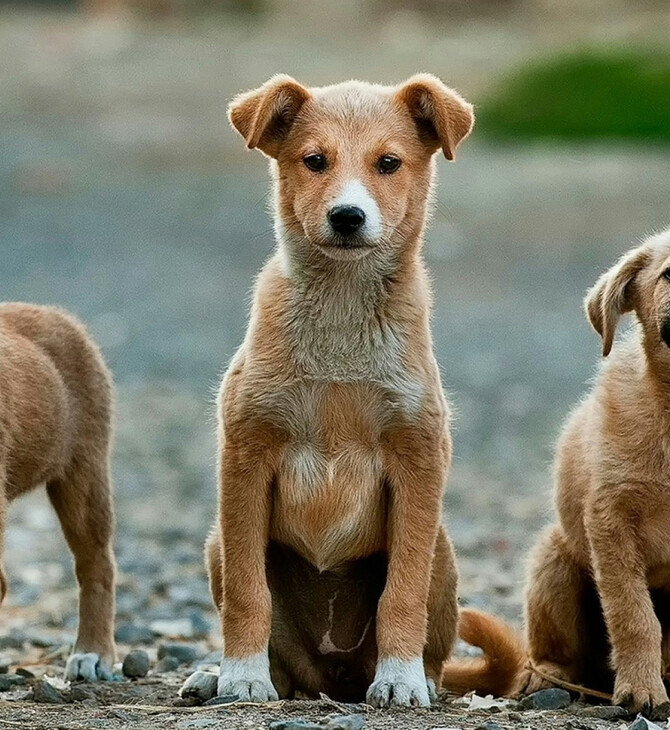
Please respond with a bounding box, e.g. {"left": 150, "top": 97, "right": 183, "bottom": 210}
{"left": 584, "top": 245, "right": 650, "bottom": 357}
{"left": 228, "top": 75, "right": 311, "bottom": 158}
{"left": 395, "top": 74, "right": 474, "bottom": 161}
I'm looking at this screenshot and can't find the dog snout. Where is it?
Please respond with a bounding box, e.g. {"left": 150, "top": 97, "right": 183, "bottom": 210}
{"left": 328, "top": 205, "right": 366, "bottom": 236}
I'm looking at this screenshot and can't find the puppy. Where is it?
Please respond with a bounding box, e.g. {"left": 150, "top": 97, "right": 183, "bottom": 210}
{"left": 0, "top": 304, "right": 116, "bottom": 681}
{"left": 443, "top": 229, "right": 670, "bottom": 715}
{"left": 180, "top": 74, "right": 474, "bottom": 707}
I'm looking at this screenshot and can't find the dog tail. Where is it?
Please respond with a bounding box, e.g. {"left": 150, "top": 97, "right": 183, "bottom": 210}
{"left": 441, "top": 609, "right": 526, "bottom": 697}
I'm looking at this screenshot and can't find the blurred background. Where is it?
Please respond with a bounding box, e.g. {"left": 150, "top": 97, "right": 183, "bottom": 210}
{"left": 1, "top": 0, "right": 669, "bottom": 662}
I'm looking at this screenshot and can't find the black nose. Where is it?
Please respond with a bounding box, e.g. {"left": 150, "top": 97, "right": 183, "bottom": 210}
{"left": 328, "top": 205, "right": 365, "bottom": 236}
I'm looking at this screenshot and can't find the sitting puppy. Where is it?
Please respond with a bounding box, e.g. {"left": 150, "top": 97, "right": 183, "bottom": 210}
{"left": 0, "top": 304, "right": 116, "bottom": 680}
{"left": 181, "top": 74, "right": 474, "bottom": 707}
{"left": 443, "top": 229, "right": 670, "bottom": 716}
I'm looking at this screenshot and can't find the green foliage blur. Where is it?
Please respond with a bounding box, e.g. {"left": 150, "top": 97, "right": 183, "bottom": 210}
{"left": 479, "top": 49, "right": 670, "bottom": 143}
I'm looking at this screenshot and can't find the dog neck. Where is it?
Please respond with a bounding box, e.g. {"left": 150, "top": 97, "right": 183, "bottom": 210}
{"left": 272, "top": 225, "right": 429, "bottom": 384}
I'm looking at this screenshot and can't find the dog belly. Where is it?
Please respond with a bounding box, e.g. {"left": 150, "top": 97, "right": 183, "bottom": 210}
{"left": 267, "top": 541, "right": 385, "bottom": 701}
{"left": 0, "top": 342, "right": 69, "bottom": 499}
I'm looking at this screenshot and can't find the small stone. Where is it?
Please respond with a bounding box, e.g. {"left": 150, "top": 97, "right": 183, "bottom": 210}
{"left": 0, "top": 675, "right": 26, "bottom": 691}
{"left": 520, "top": 687, "right": 572, "bottom": 710}
{"left": 475, "top": 722, "right": 503, "bottom": 730}
{"left": 69, "top": 685, "right": 96, "bottom": 703}
{"left": 578, "top": 705, "right": 629, "bottom": 720}
{"left": 151, "top": 619, "right": 195, "bottom": 638}
{"left": 269, "top": 722, "right": 323, "bottom": 730}
{"left": 629, "top": 715, "right": 664, "bottom": 730}
{"left": 32, "top": 679, "right": 67, "bottom": 704}
{"left": 0, "top": 629, "right": 27, "bottom": 650}
{"left": 154, "top": 656, "right": 181, "bottom": 673}
{"left": 122, "top": 650, "right": 150, "bottom": 678}
{"left": 202, "top": 695, "right": 238, "bottom": 706}
{"left": 157, "top": 642, "right": 198, "bottom": 665}
{"left": 15, "top": 667, "right": 35, "bottom": 678}
{"left": 115, "top": 623, "right": 155, "bottom": 645}
{"left": 326, "top": 715, "right": 365, "bottom": 730}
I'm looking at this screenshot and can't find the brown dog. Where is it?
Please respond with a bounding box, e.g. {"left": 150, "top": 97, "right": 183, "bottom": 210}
{"left": 180, "top": 74, "right": 474, "bottom": 706}
{"left": 443, "top": 229, "right": 670, "bottom": 715}
{"left": 0, "top": 304, "right": 116, "bottom": 680}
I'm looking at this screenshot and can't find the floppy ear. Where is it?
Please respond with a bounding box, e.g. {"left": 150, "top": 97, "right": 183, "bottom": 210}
{"left": 584, "top": 245, "right": 650, "bottom": 357}
{"left": 395, "top": 73, "right": 474, "bottom": 160}
{"left": 228, "top": 75, "right": 311, "bottom": 158}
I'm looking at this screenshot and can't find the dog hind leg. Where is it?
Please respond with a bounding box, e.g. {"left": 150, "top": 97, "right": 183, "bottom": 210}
{"left": 519, "top": 525, "right": 587, "bottom": 695}
{"left": 424, "top": 526, "right": 458, "bottom": 697}
{"left": 47, "top": 456, "right": 116, "bottom": 682}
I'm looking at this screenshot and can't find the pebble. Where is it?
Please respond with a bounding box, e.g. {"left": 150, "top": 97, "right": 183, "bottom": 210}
{"left": 269, "top": 721, "right": 323, "bottom": 730}
{"left": 122, "top": 649, "right": 150, "bottom": 678}
{"left": 154, "top": 656, "right": 181, "bottom": 673}
{"left": 520, "top": 687, "right": 572, "bottom": 710}
{"left": 0, "top": 675, "right": 26, "bottom": 691}
{"left": 202, "top": 695, "right": 238, "bottom": 706}
{"left": 151, "top": 619, "right": 196, "bottom": 638}
{"left": 31, "top": 679, "right": 67, "bottom": 704}
{"left": 629, "top": 716, "right": 664, "bottom": 730}
{"left": 15, "top": 667, "right": 35, "bottom": 678}
{"left": 475, "top": 722, "right": 503, "bottom": 730}
{"left": 326, "top": 716, "right": 365, "bottom": 730}
{"left": 157, "top": 642, "right": 198, "bottom": 664}
{"left": 69, "top": 685, "right": 96, "bottom": 703}
{"left": 577, "top": 705, "right": 629, "bottom": 720}
{"left": 115, "top": 623, "right": 155, "bottom": 645}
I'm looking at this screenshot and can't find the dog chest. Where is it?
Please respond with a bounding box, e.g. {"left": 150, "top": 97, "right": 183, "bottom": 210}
{"left": 268, "top": 382, "right": 390, "bottom": 569}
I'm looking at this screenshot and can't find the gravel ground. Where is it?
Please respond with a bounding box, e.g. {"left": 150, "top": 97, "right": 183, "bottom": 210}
{"left": 1, "top": 6, "right": 670, "bottom": 729}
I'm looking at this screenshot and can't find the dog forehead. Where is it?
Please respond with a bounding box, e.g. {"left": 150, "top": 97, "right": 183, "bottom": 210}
{"left": 310, "top": 80, "right": 394, "bottom": 115}
{"left": 290, "top": 82, "right": 413, "bottom": 151}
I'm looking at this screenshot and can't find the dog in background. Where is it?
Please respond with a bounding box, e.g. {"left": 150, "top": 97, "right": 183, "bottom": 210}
{"left": 180, "top": 73, "right": 474, "bottom": 706}
{"left": 443, "top": 229, "right": 670, "bottom": 716}
{"left": 0, "top": 304, "right": 116, "bottom": 681}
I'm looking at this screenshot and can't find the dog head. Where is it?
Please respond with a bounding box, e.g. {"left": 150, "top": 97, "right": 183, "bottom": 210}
{"left": 228, "top": 74, "right": 473, "bottom": 263}
{"left": 585, "top": 229, "right": 670, "bottom": 357}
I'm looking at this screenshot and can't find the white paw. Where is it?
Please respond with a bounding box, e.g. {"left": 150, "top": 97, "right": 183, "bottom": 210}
{"left": 366, "top": 657, "right": 431, "bottom": 708}
{"left": 217, "top": 652, "right": 278, "bottom": 702}
{"left": 65, "top": 652, "right": 113, "bottom": 682}
{"left": 179, "top": 670, "right": 219, "bottom": 701}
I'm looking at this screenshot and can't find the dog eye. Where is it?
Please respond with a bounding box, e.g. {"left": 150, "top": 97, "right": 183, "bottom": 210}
{"left": 377, "top": 155, "right": 402, "bottom": 174}
{"left": 303, "top": 154, "right": 326, "bottom": 172}
{"left": 664, "top": 268, "right": 670, "bottom": 281}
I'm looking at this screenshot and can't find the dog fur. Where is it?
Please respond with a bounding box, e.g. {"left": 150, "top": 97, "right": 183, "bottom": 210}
{"left": 442, "top": 229, "right": 670, "bottom": 715}
{"left": 180, "top": 74, "right": 474, "bottom": 707}
{"left": 0, "top": 304, "right": 116, "bottom": 680}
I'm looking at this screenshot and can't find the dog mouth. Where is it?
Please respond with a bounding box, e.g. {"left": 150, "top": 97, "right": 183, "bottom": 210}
{"left": 316, "top": 235, "right": 375, "bottom": 258}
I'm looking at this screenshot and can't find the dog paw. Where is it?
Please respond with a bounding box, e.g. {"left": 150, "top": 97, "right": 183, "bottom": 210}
{"left": 366, "top": 657, "right": 431, "bottom": 708}
{"left": 179, "top": 671, "right": 219, "bottom": 701}
{"left": 613, "top": 675, "right": 669, "bottom": 715}
{"left": 217, "top": 654, "right": 279, "bottom": 702}
{"left": 513, "top": 661, "right": 573, "bottom": 697}
{"left": 65, "top": 652, "right": 113, "bottom": 682}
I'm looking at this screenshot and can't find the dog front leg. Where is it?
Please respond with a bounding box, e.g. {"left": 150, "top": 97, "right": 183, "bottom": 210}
{"left": 216, "top": 438, "right": 277, "bottom": 702}
{"left": 367, "top": 428, "right": 449, "bottom": 708}
{"left": 587, "top": 488, "right": 669, "bottom": 714}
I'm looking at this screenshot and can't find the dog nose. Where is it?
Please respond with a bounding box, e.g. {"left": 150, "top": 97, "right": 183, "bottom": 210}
{"left": 328, "top": 205, "right": 365, "bottom": 236}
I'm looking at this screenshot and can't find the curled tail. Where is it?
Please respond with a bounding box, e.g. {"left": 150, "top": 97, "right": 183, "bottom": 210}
{"left": 441, "top": 609, "right": 527, "bottom": 697}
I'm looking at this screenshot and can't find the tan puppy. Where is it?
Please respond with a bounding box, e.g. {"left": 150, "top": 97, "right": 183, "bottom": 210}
{"left": 180, "top": 74, "right": 474, "bottom": 707}
{"left": 443, "top": 229, "right": 670, "bottom": 716}
{"left": 0, "top": 304, "right": 116, "bottom": 680}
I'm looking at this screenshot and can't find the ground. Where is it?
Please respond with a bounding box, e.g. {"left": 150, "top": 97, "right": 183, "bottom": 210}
{"left": 1, "top": 4, "right": 670, "bottom": 729}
